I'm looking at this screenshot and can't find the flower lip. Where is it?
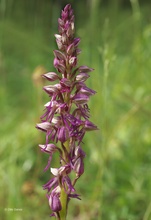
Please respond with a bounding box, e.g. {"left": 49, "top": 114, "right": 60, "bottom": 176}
{"left": 62, "top": 176, "right": 75, "bottom": 193}
{"left": 43, "top": 177, "right": 58, "bottom": 191}
{"left": 57, "top": 126, "right": 69, "bottom": 143}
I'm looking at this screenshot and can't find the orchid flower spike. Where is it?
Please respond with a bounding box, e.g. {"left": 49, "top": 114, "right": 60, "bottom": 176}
{"left": 36, "top": 4, "right": 98, "bottom": 219}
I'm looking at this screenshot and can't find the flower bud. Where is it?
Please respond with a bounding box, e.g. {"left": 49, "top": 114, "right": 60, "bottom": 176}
{"left": 51, "top": 116, "right": 61, "bottom": 126}
{"left": 36, "top": 122, "right": 51, "bottom": 132}
{"left": 67, "top": 43, "right": 75, "bottom": 55}
{"left": 74, "top": 157, "right": 84, "bottom": 176}
{"left": 73, "top": 37, "right": 80, "bottom": 47}
{"left": 39, "top": 144, "right": 57, "bottom": 154}
{"left": 60, "top": 78, "right": 71, "bottom": 92}
{"left": 53, "top": 50, "right": 66, "bottom": 61}
{"left": 76, "top": 73, "right": 90, "bottom": 82}
{"left": 54, "top": 58, "right": 66, "bottom": 73}
{"left": 43, "top": 72, "right": 59, "bottom": 81}
{"left": 56, "top": 39, "right": 64, "bottom": 50}
{"left": 54, "top": 34, "right": 62, "bottom": 41}
{"left": 43, "top": 84, "right": 61, "bottom": 95}
{"left": 61, "top": 10, "right": 68, "bottom": 21}
{"left": 58, "top": 18, "right": 64, "bottom": 26}
{"left": 53, "top": 57, "right": 59, "bottom": 67}
{"left": 80, "top": 86, "right": 96, "bottom": 96}
{"left": 61, "top": 33, "right": 67, "bottom": 44}
{"left": 78, "top": 65, "right": 94, "bottom": 73}
{"left": 72, "top": 94, "right": 89, "bottom": 104}
{"left": 69, "top": 57, "right": 77, "bottom": 67}
{"left": 84, "top": 120, "right": 98, "bottom": 131}
{"left": 67, "top": 22, "right": 74, "bottom": 37}
{"left": 60, "top": 78, "right": 72, "bottom": 87}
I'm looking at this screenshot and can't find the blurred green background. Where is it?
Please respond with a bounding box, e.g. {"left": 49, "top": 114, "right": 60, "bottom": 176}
{"left": 0, "top": 0, "right": 151, "bottom": 219}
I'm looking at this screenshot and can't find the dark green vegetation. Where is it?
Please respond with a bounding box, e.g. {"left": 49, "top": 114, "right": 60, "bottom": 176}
{"left": 0, "top": 0, "right": 151, "bottom": 219}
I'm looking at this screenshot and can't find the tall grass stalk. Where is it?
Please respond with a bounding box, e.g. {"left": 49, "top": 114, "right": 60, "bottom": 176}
{"left": 130, "top": 0, "right": 141, "bottom": 22}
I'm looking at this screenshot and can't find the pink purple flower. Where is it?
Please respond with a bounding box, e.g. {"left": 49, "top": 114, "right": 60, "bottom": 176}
{"left": 36, "top": 4, "right": 98, "bottom": 218}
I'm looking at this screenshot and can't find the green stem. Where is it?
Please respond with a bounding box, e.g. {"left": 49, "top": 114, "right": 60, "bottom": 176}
{"left": 59, "top": 140, "right": 70, "bottom": 220}
{"left": 59, "top": 187, "right": 68, "bottom": 220}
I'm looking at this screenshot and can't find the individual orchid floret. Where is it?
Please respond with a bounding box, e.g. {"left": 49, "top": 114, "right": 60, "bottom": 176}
{"left": 42, "top": 72, "right": 60, "bottom": 81}
{"left": 48, "top": 186, "right": 62, "bottom": 212}
{"left": 36, "top": 4, "right": 98, "bottom": 219}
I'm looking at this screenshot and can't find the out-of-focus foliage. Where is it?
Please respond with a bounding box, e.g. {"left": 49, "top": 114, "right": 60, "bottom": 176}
{"left": 0, "top": 0, "right": 151, "bottom": 219}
